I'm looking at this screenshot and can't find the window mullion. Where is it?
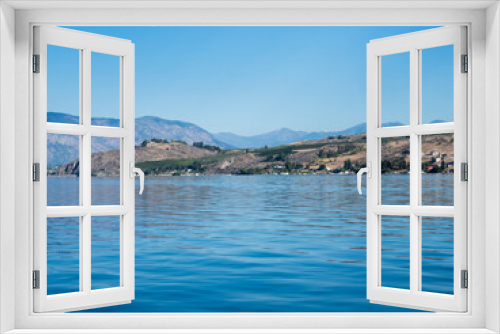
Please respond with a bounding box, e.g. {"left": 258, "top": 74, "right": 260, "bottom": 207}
{"left": 409, "top": 47, "right": 420, "bottom": 294}
{"left": 81, "top": 48, "right": 92, "bottom": 294}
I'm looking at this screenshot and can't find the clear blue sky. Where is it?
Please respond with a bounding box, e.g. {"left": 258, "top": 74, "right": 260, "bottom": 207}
{"left": 49, "top": 26, "right": 453, "bottom": 136}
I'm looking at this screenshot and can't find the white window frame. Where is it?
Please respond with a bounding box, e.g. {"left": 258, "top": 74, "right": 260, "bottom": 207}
{"left": 1, "top": 1, "right": 498, "bottom": 333}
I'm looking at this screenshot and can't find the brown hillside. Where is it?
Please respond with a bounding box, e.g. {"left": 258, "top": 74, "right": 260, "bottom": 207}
{"left": 56, "top": 133, "right": 455, "bottom": 176}
{"left": 56, "top": 141, "right": 218, "bottom": 176}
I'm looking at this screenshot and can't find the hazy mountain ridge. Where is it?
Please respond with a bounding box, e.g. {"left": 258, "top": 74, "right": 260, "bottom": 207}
{"left": 47, "top": 112, "right": 231, "bottom": 165}
{"left": 215, "top": 128, "right": 309, "bottom": 149}
{"left": 135, "top": 116, "right": 229, "bottom": 149}
{"left": 47, "top": 112, "right": 447, "bottom": 166}
{"left": 215, "top": 122, "right": 405, "bottom": 148}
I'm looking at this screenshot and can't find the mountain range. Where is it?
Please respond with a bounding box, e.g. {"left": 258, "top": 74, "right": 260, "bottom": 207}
{"left": 47, "top": 112, "right": 229, "bottom": 165}
{"left": 214, "top": 122, "right": 405, "bottom": 148}
{"left": 46, "top": 112, "right": 444, "bottom": 166}
{"left": 48, "top": 112, "right": 228, "bottom": 147}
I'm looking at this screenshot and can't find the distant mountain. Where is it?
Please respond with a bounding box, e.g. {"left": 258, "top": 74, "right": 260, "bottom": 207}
{"left": 48, "top": 112, "right": 228, "bottom": 146}
{"left": 215, "top": 122, "right": 405, "bottom": 149}
{"left": 135, "top": 116, "right": 229, "bottom": 148}
{"left": 216, "top": 128, "right": 309, "bottom": 149}
{"left": 323, "top": 121, "right": 405, "bottom": 136}
{"left": 47, "top": 112, "right": 231, "bottom": 166}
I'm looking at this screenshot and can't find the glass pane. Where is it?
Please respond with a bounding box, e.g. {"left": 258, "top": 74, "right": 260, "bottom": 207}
{"left": 47, "top": 45, "right": 80, "bottom": 124}
{"left": 381, "top": 215, "right": 410, "bottom": 290}
{"left": 92, "top": 216, "right": 121, "bottom": 290}
{"left": 381, "top": 52, "right": 410, "bottom": 127}
{"left": 47, "top": 217, "right": 80, "bottom": 295}
{"left": 47, "top": 133, "right": 80, "bottom": 206}
{"left": 91, "top": 137, "right": 121, "bottom": 205}
{"left": 421, "top": 45, "right": 454, "bottom": 124}
{"left": 381, "top": 136, "right": 410, "bottom": 205}
{"left": 91, "top": 52, "right": 121, "bottom": 126}
{"left": 421, "top": 134, "right": 454, "bottom": 206}
{"left": 421, "top": 217, "right": 454, "bottom": 294}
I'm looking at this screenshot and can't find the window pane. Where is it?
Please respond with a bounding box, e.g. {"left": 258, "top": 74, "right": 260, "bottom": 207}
{"left": 91, "top": 52, "right": 121, "bottom": 126}
{"left": 381, "top": 136, "right": 410, "bottom": 205}
{"left": 421, "top": 45, "right": 454, "bottom": 124}
{"left": 47, "top": 133, "right": 80, "bottom": 206}
{"left": 91, "top": 137, "right": 121, "bottom": 205}
{"left": 47, "top": 217, "right": 80, "bottom": 295}
{"left": 381, "top": 215, "right": 410, "bottom": 290}
{"left": 421, "top": 134, "right": 454, "bottom": 206}
{"left": 421, "top": 217, "right": 454, "bottom": 294}
{"left": 92, "top": 216, "right": 121, "bottom": 290}
{"left": 47, "top": 45, "right": 80, "bottom": 124}
{"left": 381, "top": 52, "right": 410, "bottom": 127}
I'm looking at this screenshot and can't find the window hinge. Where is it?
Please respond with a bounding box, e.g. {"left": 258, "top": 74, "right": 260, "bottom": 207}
{"left": 33, "top": 54, "right": 40, "bottom": 73}
{"left": 461, "top": 54, "right": 468, "bottom": 73}
{"left": 33, "top": 163, "right": 40, "bottom": 182}
{"left": 461, "top": 162, "right": 468, "bottom": 182}
{"left": 461, "top": 270, "right": 468, "bottom": 289}
{"left": 33, "top": 270, "right": 40, "bottom": 289}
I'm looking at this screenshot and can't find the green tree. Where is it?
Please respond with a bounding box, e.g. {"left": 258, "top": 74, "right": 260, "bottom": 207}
{"left": 382, "top": 160, "right": 392, "bottom": 173}
{"left": 344, "top": 159, "right": 352, "bottom": 170}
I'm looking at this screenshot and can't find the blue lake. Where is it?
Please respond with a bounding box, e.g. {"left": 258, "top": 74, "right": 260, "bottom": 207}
{"left": 46, "top": 174, "right": 454, "bottom": 312}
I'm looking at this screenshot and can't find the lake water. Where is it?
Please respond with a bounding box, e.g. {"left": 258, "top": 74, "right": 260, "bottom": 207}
{"left": 46, "top": 174, "right": 454, "bottom": 312}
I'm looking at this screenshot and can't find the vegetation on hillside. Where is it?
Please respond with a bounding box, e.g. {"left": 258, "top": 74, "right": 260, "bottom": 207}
{"left": 137, "top": 152, "right": 240, "bottom": 175}
{"left": 53, "top": 134, "right": 454, "bottom": 177}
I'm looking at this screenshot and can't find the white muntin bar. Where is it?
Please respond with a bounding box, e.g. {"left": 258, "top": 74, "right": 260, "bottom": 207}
{"left": 82, "top": 47, "right": 92, "bottom": 297}
{"left": 46, "top": 123, "right": 130, "bottom": 138}
{"left": 409, "top": 46, "right": 420, "bottom": 296}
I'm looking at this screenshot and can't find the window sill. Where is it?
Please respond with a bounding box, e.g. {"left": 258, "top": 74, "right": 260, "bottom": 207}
{"left": 4, "top": 329, "right": 497, "bottom": 334}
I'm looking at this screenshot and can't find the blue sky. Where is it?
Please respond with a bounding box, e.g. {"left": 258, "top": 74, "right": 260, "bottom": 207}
{"left": 49, "top": 26, "right": 453, "bottom": 136}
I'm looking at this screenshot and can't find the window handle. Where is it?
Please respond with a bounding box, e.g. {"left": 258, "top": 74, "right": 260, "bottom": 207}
{"left": 129, "top": 162, "right": 145, "bottom": 195}
{"left": 357, "top": 162, "right": 371, "bottom": 195}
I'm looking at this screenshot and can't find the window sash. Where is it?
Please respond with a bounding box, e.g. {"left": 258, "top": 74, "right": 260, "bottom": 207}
{"left": 366, "top": 26, "right": 468, "bottom": 312}
{"left": 32, "top": 25, "right": 136, "bottom": 313}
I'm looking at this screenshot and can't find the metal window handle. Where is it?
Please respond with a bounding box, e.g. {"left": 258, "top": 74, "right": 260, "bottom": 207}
{"left": 129, "top": 162, "right": 145, "bottom": 195}
{"left": 357, "top": 162, "right": 371, "bottom": 195}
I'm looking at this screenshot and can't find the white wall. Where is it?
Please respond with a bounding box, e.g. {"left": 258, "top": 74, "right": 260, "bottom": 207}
{"left": 486, "top": 2, "right": 500, "bottom": 333}
{"left": 0, "top": 2, "right": 16, "bottom": 333}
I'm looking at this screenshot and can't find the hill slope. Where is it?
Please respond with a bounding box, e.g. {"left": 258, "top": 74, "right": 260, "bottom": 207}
{"left": 55, "top": 141, "right": 219, "bottom": 176}
{"left": 134, "top": 134, "right": 453, "bottom": 175}
{"left": 55, "top": 133, "right": 454, "bottom": 176}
